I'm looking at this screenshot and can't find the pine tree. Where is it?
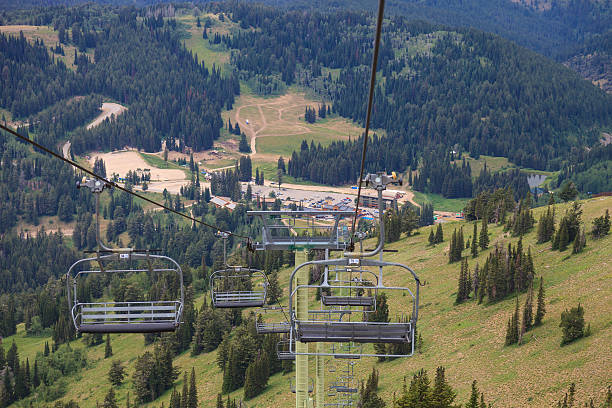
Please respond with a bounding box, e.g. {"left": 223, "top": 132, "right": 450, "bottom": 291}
{"left": 435, "top": 224, "right": 443, "bottom": 243}
{"left": 108, "top": 360, "right": 126, "bottom": 386}
{"left": 238, "top": 133, "right": 250, "bottom": 153}
{"left": 430, "top": 366, "right": 458, "bottom": 408}
{"left": 522, "top": 283, "right": 534, "bottom": 333}
{"left": 396, "top": 369, "right": 432, "bottom": 407}
{"left": 456, "top": 258, "right": 470, "bottom": 304}
{"left": 44, "top": 341, "right": 50, "bottom": 356}
{"left": 266, "top": 270, "right": 282, "bottom": 304}
{"left": 560, "top": 303, "right": 587, "bottom": 345}
{"left": 103, "top": 388, "right": 119, "bottom": 408}
{"left": 170, "top": 388, "right": 181, "bottom": 408}
{"left": 181, "top": 372, "right": 189, "bottom": 408}
{"left": 105, "top": 334, "right": 112, "bottom": 358}
{"left": 591, "top": 209, "right": 610, "bottom": 238}
{"left": 471, "top": 222, "right": 478, "bottom": 257}
{"left": 243, "top": 362, "right": 258, "bottom": 399}
{"left": 32, "top": 360, "right": 40, "bottom": 388}
{"left": 216, "top": 394, "right": 224, "bottom": 408}
{"left": 534, "top": 277, "right": 546, "bottom": 326}
{"left": 479, "top": 215, "right": 489, "bottom": 250}
{"left": 428, "top": 229, "right": 435, "bottom": 245}
{"left": 479, "top": 393, "right": 487, "bottom": 408}
{"left": 465, "top": 380, "right": 480, "bottom": 408}
{"left": 505, "top": 298, "right": 520, "bottom": 346}
{"left": 558, "top": 220, "right": 569, "bottom": 251}
{"left": 189, "top": 368, "right": 197, "bottom": 408}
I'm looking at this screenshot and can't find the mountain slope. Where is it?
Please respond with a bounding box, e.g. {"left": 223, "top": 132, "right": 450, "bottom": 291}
{"left": 6, "top": 196, "right": 611, "bottom": 407}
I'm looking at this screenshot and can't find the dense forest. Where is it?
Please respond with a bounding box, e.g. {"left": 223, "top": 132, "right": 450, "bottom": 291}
{"left": 3, "top": 0, "right": 611, "bottom": 61}
{"left": 215, "top": 6, "right": 612, "bottom": 184}
{"left": 1, "top": 7, "right": 239, "bottom": 154}
{"left": 241, "top": 0, "right": 612, "bottom": 60}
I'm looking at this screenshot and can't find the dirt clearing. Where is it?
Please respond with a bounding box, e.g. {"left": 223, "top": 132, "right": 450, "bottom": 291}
{"left": 87, "top": 102, "right": 127, "bottom": 129}
{"left": 89, "top": 150, "right": 189, "bottom": 194}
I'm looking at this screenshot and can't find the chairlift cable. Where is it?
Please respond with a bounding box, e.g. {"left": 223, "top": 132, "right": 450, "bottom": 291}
{"left": 0, "top": 123, "right": 252, "bottom": 243}
{"left": 351, "top": 0, "right": 386, "bottom": 246}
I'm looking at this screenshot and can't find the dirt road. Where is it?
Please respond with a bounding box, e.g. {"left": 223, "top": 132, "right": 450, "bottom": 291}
{"left": 87, "top": 102, "right": 127, "bottom": 130}
{"left": 62, "top": 141, "right": 71, "bottom": 160}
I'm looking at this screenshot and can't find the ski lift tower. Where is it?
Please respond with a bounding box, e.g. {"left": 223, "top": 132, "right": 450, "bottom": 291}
{"left": 247, "top": 209, "right": 353, "bottom": 408}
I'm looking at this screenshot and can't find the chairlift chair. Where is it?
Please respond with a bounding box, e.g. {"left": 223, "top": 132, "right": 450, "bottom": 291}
{"left": 286, "top": 173, "right": 423, "bottom": 358}
{"left": 320, "top": 266, "right": 378, "bottom": 309}
{"left": 255, "top": 305, "right": 291, "bottom": 334}
{"left": 256, "top": 321, "right": 290, "bottom": 334}
{"left": 291, "top": 378, "right": 314, "bottom": 394}
{"left": 66, "top": 178, "right": 184, "bottom": 334}
{"left": 210, "top": 266, "right": 267, "bottom": 308}
{"left": 67, "top": 252, "right": 184, "bottom": 333}
{"left": 210, "top": 231, "right": 268, "bottom": 308}
{"left": 276, "top": 337, "right": 295, "bottom": 360}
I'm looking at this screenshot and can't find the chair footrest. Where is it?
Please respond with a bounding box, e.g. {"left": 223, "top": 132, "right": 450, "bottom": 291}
{"left": 322, "top": 296, "right": 374, "bottom": 307}
{"left": 79, "top": 322, "right": 177, "bottom": 333}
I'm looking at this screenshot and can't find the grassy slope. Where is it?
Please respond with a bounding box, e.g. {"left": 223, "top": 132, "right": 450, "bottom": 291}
{"left": 6, "top": 196, "right": 611, "bottom": 407}
{"left": 412, "top": 190, "right": 470, "bottom": 213}
{"left": 0, "top": 25, "right": 94, "bottom": 71}
{"left": 176, "top": 14, "right": 232, "bottom": 75}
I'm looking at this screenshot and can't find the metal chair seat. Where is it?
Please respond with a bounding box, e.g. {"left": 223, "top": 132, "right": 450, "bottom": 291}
{"left": 322, "top": 295, "right": 375, "bottom": 307}
{"left": 212, "top": 291, "right": 266, "bottom": 308}
{"left": 296, "top": 321, "right": 412, "bottom": 344}
{"left": 76, "top": 301, "right": 181, "bottom": 333}
{"left": 256, "top": 322, "right": 290, "bottom": 334}
{"left": 332, "top": 386, "right": 358, "bottom": 393}
{"left": 333, "top": 353, "right": 361, "bottom": 359}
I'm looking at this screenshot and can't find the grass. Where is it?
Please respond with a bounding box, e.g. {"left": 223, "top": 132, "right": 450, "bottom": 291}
{"left": 255, "top": 130, "right": 345, "bottom": 157}
{"left": 412, "top": 190, "right": 470, "bottom": 213}
{"left": 9, "top": 196, "right": 611, "bottom": 407}
{"left": 176, "top": 13, "right": 235, "bottom": 74}
{"left": 0, "top": 25, "right": 94, "bottom": 71}
{"left": 218, "top": 91, "right": 371, "bottom": 181}
{"left": 452, "top": 154, "right": 514, "bottom": 177}
{"left": 251, "top": 159, "right": 328, "bottom": 186}
{"left": 139, "top": 152, "right": 188, "bottom": 173}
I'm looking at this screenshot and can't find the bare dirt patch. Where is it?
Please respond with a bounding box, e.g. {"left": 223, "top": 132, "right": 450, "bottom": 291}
{"left": 90, "top": 150, "right": 188, "bottom": 194}
{"left": 229, "top": 92, "right": 362, "bottom": 156}
{"left": 87, "top": 102, "right": 127, "bottom": 130}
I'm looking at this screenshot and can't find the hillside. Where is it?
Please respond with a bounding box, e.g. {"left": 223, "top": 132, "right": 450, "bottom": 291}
{"left": 4, "top": 196, "right": 611, "bottom": 407}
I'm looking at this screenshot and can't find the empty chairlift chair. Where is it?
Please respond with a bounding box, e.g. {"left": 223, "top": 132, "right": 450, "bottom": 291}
{"left": 286, "top": 172, "right": 423, "bottom": 358}
{"left": 66, "top": 178, "right": 184, "bottom": 334}
{"left": 256, "top": 321, "right": 290, "bottom": 334}
{"left": 277, "top": 337, "right": 295, "bottom": 360}
{"left": 256, "top": 306, "right": 291, "bottom": 334}
{"left": 290, "top": 258, "right": 419, "bottom": 347}
{"left": 320, "top": 266, "right": 378, "bottom": 309}
{"left": 67, "top": 251, "right": 184, "bottom": 333}
{"left": 291, "top": 378, "right": 314, "bottom": 394}
{"left": 210, "top": 266, "right": 267, "bottom": 308}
